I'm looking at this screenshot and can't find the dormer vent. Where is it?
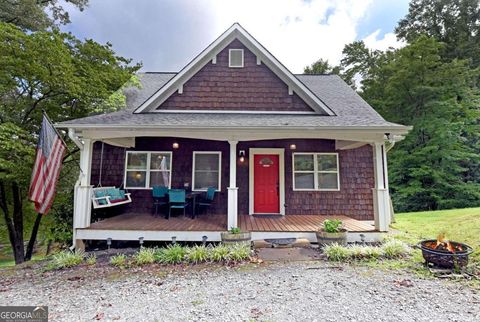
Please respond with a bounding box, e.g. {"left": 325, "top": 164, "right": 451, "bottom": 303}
{"left": 229, "top": 49, "right": 244, "bottom": 68}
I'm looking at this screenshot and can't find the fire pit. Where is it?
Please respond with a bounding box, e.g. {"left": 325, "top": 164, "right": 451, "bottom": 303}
{"left": 419, "top": 235, "right": 473, "bottom": 269}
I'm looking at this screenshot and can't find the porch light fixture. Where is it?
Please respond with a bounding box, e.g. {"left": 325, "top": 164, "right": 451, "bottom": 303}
{"left": 172, "top": 142, "right": 179, "bottom": 149}
{"left": 239, "top": 150, "right": 246, "bottom": 163}
{"left": 289, "top": 144, "right": 297, "bottom": 150}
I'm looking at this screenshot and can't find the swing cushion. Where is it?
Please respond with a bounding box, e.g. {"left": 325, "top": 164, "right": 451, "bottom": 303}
{"left": 107, "top": 188, "right": 126, "bottom": 202}
{"left": 94, "top": 190, "right": 108, "bottom": 205}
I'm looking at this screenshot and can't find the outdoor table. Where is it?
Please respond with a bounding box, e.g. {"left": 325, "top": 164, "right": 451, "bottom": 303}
{"left": 186, "top": 191, "right": 203, "bottom": 219}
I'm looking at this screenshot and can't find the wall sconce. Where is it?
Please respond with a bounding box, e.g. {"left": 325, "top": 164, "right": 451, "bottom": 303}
{"left": 172, "top": 142, "right": 179, "bottom": 149}
{"left": 289, "top": 144, "right": 297, "bottom": 150}
{"left": 239, "top": 150, "right": 246, "bottom": 163}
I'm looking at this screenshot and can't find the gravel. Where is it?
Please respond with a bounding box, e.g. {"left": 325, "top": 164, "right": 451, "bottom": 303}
{"left": 0, "top": 261, "right": 479, "bottom": 321}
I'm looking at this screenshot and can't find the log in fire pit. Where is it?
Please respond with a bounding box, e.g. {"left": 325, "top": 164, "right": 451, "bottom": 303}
{"left": 419, "top": 234, "right": 473, "bottom": 269}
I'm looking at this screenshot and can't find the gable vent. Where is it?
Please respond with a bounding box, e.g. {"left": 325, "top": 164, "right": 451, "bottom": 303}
{"left": 229, "top": 49, "right": 244, "bottom": 68}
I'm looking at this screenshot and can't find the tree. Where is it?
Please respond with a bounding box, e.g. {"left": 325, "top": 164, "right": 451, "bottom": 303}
{"left": 396, "top": 0, "right": 480, "bottom": 67}
{"left": 353, "top": 36, "right": 480, "bottom": 211}
{"left": 304, "top": 58, "right": 342, "bottom": 75}
{"left": 0, "top": 0, "right": 88, "bottom": 31}
{"left": 0, "top": 22, "right": 140, "bottom": 264}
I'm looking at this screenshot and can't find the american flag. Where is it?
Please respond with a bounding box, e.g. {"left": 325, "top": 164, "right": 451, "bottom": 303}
{"left": 28, "top": 115, "right": 66, "bottom": 215}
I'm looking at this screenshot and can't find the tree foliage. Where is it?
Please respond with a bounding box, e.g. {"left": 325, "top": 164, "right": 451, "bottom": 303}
{"left": 304, "top": 58, "right": 342, "bottom": 75}
{"left": 0, "top": 21, "right": 140, "bottom": 263}
{"left": 0, "top": 0, "right": 88, "bottom": 31}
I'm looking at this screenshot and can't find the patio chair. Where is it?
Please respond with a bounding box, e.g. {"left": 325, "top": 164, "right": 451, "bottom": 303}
{"left": 152, "top": 186, "right": 169, "bottom": 217}
{"left": 196, "top": 187, "right": 216, "bottom": 215}
{"left": 167, "top": 189, "right": 188, "bottom": 219}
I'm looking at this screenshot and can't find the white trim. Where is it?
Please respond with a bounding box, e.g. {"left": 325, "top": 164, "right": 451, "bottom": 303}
{"left": 150, "top": 109, "right": 317, "bottom": 115}
{"left": 250, "top": 231, "right": 383, "bottom": 243}
{"left": 292, "top": 152, "right": 340, "bottom": 191}
{"left": 228, "top": 48, "right": 244, "bottom": 68}
{"left": 249, "top": 148, "right": 285, "bottom": 216}
{"left": 133, "top": 23, "right": 335, "bottom": 115}
{"left": 178, "top": 84, "right": 183, "bottom": 94}
{"left": 256, "top": 56, "right": 261, "bottom": 65}
{"left": 288, "top": 86, "right": 293, "bottom": 95}
{"left": 192, "top": 151, "right": 222, "bottom": 192}
{"left": 124, "top": 151, "right": 173, "bottom": 189}
{"left": 227, "top": 141, "right": 238, "bottom": 229}
{"left": 212, "top": 56, "right": 216, "bottom": 64}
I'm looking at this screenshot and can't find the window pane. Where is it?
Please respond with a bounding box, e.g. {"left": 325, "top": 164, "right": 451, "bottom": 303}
{"left": 150, "top": 153, "right": 170, "bottom": 170}
{"left": 294, "top": 155, "right": 314, "bottom": 171}
{"left": 318, "top": 173, "right": 338, "bottom": 190}
{"left": 294, "top": 173, "right": 314, "bottom": 189}
{"left": 150, "top": 171, "right": 170, "bottom": 187}
{"left": 127, "top": 153, "right": 147, "bottom": 169}
{"left": 194, "top": 171, "right": 219, "bottom": 190}
{"left": 195, "top": 154, "right": 219, "bottom": 171}
{"left": 126, "top": 171, "right": 146, "bottom": 187}
{"left": 318, "top": 155, "right": 337, "bottom": 171}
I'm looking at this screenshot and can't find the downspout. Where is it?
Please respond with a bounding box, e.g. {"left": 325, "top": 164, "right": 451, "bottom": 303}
{"left": 68, "top": 129, "right": 84, "bottom": 251}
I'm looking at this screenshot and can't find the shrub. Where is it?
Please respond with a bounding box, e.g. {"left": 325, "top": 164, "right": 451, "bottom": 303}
{"left": 85, "top": 253, "right": 97, "bottom": 265}
{"left": 157, "top": 244, "right": 186, "bottom": 264}
{"left": 133, "top": 247, "right": 156, "bottom": 265}
{"left": 322, "top": 219, "right": 343, "bottom": 233}
{"left": 51, "top": 250, "right": 84, "bottom": 269}
{"left": 229, "top": 227, "right": 242, "bottom": 234}
{"left": 209, "top": 244, "right": 231, "bottom": 262}
{"left": 228, "top": 243, "right": 251, "bottom": 261}
{"left": 186, "top": 245, "right": 209, "bottom": 264}
{"left": 360, "top": 246, "right": 383, "bottom": 259}
{"left": 323, "top": 243, "right": 351, "bottom": 261}
{"left": 110, "top": 254, "right": 127, "bottom": 267}
{"left": 381, "top": 239, "right": 411, "bottom": 259}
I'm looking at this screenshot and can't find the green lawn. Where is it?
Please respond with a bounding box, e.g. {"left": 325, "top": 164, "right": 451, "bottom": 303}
{"left": 392, "top": 207, "right": 480, "bottom": 265}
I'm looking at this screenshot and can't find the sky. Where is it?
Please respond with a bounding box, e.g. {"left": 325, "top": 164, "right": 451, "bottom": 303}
{"left": 62, "top": 0, "right": 410, "bottom": 73}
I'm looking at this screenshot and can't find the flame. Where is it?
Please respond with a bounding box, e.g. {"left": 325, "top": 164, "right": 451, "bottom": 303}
{"left": 434, "top": 233, "right": 457, "bottom": 253}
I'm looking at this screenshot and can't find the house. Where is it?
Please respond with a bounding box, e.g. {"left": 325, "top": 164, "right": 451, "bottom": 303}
{"left": 57, "top": 23, "right": 411, "bottom": 250}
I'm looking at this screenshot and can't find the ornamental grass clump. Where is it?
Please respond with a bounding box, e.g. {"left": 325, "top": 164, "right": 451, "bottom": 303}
{"left": 228, "top": 243, "right": 251, "bottom": 261}
{"left": 381, "top": 239, "right": 411, "bottom": 259}
{"left": 186, "top": 245, "right": 209, "bottom": 264}
{"left": 110, "top": 254, "right": 127, "bottom": 268}
{"left": 85, "top": 253, "right": 97, "bottom": 265}
{"left": 156, "top": 244, "right": 187, "bottom": 264}
{"left": 51, "top": 250, "right": 84, "bottom": 269}
{"left": 209, "top": 244, "right": 231, "bottom": 262}
{"left": 323, "top": 243, "right": 351, "bottom": 261}
{"left": 133, "top": 247, "right": 156, "bottom": 265}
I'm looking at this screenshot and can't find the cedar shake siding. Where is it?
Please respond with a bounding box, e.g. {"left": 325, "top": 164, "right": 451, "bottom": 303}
{"left": 157, "top": 39, "right": 314, "bottom": 112}
{"left": 90, "top": 138, "right": 374, "bottom": 220}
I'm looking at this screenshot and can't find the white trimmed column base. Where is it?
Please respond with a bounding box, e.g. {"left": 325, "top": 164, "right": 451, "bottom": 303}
{"left": 227, "top": 187, "right": 238, "bottom": 229}
{"left": 373, "top": 188, "right": 391, "bottom": 232}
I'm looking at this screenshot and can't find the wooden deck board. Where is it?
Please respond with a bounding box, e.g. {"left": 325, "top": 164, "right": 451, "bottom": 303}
{"left": 85, "top": 213, "right": 376, "bottom": 233}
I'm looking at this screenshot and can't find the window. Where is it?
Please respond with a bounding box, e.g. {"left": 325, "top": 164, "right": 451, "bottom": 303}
{"left": 292, "top": 153, "right": 339, "bottom": 191}
{"left": 125, "top": 151, "right": 172, "bottom": 189}
{"left": 229, "top": 49, "right": 244, "bottom": 68}
{"left": 192, "top": 152, "right": 221, "bottom": 191}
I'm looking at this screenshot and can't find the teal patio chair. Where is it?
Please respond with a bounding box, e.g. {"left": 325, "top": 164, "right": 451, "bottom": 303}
{"left": 152, "top": 186, "right": 169, "bottom": 217}
{"left": 196, "top": 187, "right": 216, "bottom": 217}
{"left": 167, "top": 189, "right": 188, "bottom": 219}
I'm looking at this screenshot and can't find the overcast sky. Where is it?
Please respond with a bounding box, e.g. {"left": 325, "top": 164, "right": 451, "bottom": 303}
{"left": 62, "top": 0, "right": 409, "bottom": 73}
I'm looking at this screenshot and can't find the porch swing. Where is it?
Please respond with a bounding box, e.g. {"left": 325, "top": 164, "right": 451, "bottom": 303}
{"left": 91, "top": 141, "right": 132, "bottom": 209}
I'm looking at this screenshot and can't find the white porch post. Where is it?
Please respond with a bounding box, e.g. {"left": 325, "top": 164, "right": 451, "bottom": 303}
{"left": 73, "top": 138, "right": 94, "bottom": 250}
{"left": 372, "top": 142, "right": 391, "bottom": 231}
{"left": 227, "top": 140, "right": 238, "bottom": 229}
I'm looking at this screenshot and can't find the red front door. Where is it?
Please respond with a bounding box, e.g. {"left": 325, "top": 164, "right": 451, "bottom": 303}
{"left": 254, "top": 154, "right": 280, "bottom": 214}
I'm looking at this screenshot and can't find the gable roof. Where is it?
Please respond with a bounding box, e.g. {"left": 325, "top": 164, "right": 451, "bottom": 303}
{"left": 134, "top": 23, "right": 335, "bottom": 116}
{"left": 57, "top": 72, "right": 409, "bottom": 134}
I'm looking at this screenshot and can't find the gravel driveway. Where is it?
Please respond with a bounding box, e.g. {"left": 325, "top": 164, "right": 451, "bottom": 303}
{"left": 1, "top": 261, "right": 478, "bottom": 321}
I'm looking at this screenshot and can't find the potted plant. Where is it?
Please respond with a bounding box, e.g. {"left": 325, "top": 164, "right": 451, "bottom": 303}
{"left": 221, "top": 227, "right": 251, "bottom": 245}
{"left": 316, "top": 219, "right": 347, "bottom": 247}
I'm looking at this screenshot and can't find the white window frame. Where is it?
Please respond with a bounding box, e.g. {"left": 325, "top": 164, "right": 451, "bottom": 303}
{"left": 192, "top": 151, "right": 222, "bottom": 192}
{"left": 292, "top": 152, "right": 340, "bottom": 191}
{"left": 228, "top": 49, "right": 244, "bottom": 68}
{"left": 124, "top": 151, "right": 172, "bottom": 189}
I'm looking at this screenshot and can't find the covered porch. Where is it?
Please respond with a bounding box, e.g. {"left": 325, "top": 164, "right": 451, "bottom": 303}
{"left": 76, "top": 213, "right": 379, "bottom": 243}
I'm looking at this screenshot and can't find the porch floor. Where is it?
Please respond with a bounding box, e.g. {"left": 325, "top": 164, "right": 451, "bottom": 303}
{"left": 86, "top": 213, "right": 375, "bottom": 233}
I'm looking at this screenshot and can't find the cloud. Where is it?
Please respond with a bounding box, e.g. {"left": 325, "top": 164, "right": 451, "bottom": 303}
{"left": 62, "top": 0, "right": 405, "bottom": 73}
{"left": 362, "top": 29, "right": 405, "bottom": 51}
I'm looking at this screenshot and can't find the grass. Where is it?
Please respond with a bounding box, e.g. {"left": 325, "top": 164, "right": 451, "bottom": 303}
{"left": 50, "top": 250, "right": 84, "bottom": 269}
{"left": 392, "top": 207, "right": 480, "bottom": 265}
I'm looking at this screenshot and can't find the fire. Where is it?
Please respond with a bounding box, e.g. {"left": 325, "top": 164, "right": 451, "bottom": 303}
{"left": 433, "top": 233, "right": 461, "bottom": 253}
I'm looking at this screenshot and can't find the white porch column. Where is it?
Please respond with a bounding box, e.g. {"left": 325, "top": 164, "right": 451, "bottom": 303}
{"left": 227, "top": 140, "right": 238, "bottom": 229}
{"left": 372, "top": 142, "right": 391, "bottom": 232}
{"left": 73, "top": 139, "right": 93, "bottom": 230}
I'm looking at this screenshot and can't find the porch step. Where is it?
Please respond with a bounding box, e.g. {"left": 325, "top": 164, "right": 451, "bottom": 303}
{"left": 252, "top": 238, "right": 311, "bottom": 249}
